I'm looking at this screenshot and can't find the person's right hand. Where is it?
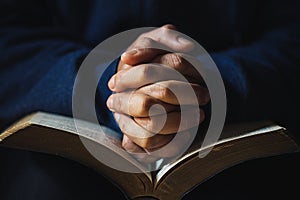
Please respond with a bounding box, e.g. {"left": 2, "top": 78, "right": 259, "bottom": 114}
{"left": 107, "top": 25, "right": 210, "bottom": 163}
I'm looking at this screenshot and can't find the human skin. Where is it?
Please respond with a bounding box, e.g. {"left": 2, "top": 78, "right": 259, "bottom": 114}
{"left": 107, "top": 25, "right": 211, "bottom": 162}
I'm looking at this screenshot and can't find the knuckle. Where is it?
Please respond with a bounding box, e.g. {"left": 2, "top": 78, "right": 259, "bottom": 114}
{"left": 138, "top": 138, "right": 151, "bottom": 149}
{"left": 138, "top": 134, "right": 164, "bottom": 150}
{"left": 204, "top": 89, "right": 211, "bottom": 104}
{"left": 160, "top": 53, "right": 186, "bottom": 72}
{"left": 134, "top": 35, "right": 154, "bottom": 50}
{"left": 122, "top": 139, "right": 130, "bottom": 150}
{"left": 145, "top": 119, "right": 155, "bottom": 132}
{"left": 115, "top": 95, "right": 123, "bottom": 112}
{"left": 139, "top": 32, "right": 148, "bottom": 39}
{"left": 116, "top": 117, "right": 129, "bottom": 134}
{"left": 157, "top": 85, "right": 172, "bottom": 99}
{"left": 195, "top": 86, "right": 210, "bottom": 105}
{"left": 160, "top": 26, "right": 171, "bottom": 35}
{"left": 138, "top": 64, "right": 156, "bottom": 82}
{"left": 140, "top": 64, "right": 151, "bottom": 78}
{"left": 114, "top": 73, "right": 125, "bottom": 90}
{"left": 111, "top": 94, "right": 121, "bottom": 111}
{"left": 199, "top": 109, "right": 205, "bottom": 123}
{"left": 127, "top": 94, "right": 136, "bottom": 115}
{"left": 131, "top": 95, "right": 153, "bottom": 116}
{"left": 168, "top": 53, "right": 183, "bottom": 69}
{"left": 189, "top": 108, "right": 205, "bottom": 126}
{"left": 140, "top": 96, "right": 152, "bottom": 114}
{"left": 114, "top": 74, "right": 120, "bottom": 85}
{"left": 138, "top": 64, "right": 160, "bottom": 84}
{"left": 139, "top": 36, "right": 153, "bottom": 48}
{"left": 136, "top": 34, "right": 146, "bottom": 43}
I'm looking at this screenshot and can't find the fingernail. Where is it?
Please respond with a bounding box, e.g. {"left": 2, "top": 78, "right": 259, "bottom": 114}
{"left": 107, "top": 96, "right": 113, "bottom": 108}
{"left": 122, "top": 49, "right": 138, "bottom": 56}
{"left": 114, "top": 113, "right": 120, "bottom": 122}
{"left": 108, "top": 76, "right": 115, "bottom": 90}
{"left": 177, "top": 36, "right": 191, "bottom": 44}
{"left": 122, "top": 64, "right": 131, "bottom": 69}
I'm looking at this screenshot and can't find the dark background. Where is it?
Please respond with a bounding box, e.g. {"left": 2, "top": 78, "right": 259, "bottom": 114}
{"left": 1, "top": 0, "right": 299, "bottom": 199}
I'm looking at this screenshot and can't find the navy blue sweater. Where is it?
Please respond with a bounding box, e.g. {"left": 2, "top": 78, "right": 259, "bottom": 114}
{"left": 0, "top": 0, "right": 300, "bottom": 135}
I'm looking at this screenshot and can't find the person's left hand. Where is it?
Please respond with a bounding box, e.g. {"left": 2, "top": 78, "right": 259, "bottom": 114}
{"left": 107, "top": 25, "right": 210, "bottom": 163}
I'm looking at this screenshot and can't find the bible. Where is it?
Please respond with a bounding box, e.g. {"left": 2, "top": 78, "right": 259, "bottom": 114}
{"left": 0, "top": 112, "right": 299, "bottom": 200}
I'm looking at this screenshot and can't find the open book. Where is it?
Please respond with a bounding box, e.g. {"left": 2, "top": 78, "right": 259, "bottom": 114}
{"left": 0, "top": 112, "right": 299, "bottom": 200}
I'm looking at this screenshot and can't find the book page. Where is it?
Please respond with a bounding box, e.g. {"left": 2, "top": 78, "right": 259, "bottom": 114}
{"left": 155, "top": 123, "right": 284, "bottom": 182}
{"left": 32, "top": 112, "right": 150, "bottom": 169}
{"left": 1, "top": 112, "right": 152, "bottom": 180}
{"left": 29, "top": 112, "right": 122, "bottom": 147}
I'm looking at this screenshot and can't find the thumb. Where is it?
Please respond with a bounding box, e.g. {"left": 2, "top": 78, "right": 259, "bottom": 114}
{"left": 121, "top": 24, "right": 193, "bottom": 66}
{"left": 121, "top": 47, "right": 167, "bottom": 66}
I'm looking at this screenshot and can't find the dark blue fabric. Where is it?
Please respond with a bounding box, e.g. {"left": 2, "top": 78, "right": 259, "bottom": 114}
{"left": 96, "top": 58, "right": 122, "bottom": 135}
{"left": 0, "top": 0, "right": 300, "bottom": 199}
{"left": 0, "top": 0, "right": 299, "bottom": 133}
